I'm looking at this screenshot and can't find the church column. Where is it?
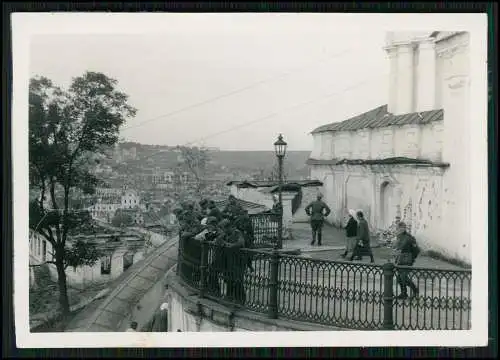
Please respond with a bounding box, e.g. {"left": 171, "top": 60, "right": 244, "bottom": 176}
{"left": 385, "top": 46, "right": 399, "bottom": 114}
{"left": 396, "top": 43, "right": 416, "bottom": 114}
{"left": 416, "top": 38, "right": 437, "bottom": 111}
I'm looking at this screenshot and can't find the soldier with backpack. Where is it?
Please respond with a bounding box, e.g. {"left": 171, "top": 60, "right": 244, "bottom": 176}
{"left": 393, "top": 222, "right": 420, "bottom": 299}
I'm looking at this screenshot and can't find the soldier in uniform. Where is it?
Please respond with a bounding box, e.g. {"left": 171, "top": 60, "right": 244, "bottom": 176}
{"left": 392, "top": 222, "right": 420, "bottom": 299}
{"left": 194, "top": 216, "right": 223, "bottom": 296}
{"left": 234, "top": 210, "right": 255, "bottom": 272}
{"left": 179, "top": 210, "right": 203, "bottom": 284}
{"left": 304, "top": 193, "right": 331, "bottom": 246}
{"left": 206, "top": 200, "right": 223, "bottom": 221}
{"left": 223, "top": 195, "right": 245, "bottom": 220}
{"left": 217, "top": 219, "right": 247, "bottom": 305}
{"left": 199, "top": 198, "right": 210, "bottom": 215}
{"left": 349, "top": 210, "right": 375, "bottom": 263}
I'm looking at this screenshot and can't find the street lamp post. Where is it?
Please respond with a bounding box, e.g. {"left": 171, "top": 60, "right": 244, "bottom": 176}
{"left": 273, "top": 134, "right": 287, "bottom": 250}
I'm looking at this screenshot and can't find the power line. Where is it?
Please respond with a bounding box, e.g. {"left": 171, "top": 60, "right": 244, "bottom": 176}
{"left": 116, "top": 59, "right": 419, "bottom": 164}
{"left": 133, "top": 69, "right": 389, "bottom": 162}
{"left": 186, "top": 73, "right": 390, "bottom": 145}
{"left": 120, "top": 47, "right": 355, "bottom": 132}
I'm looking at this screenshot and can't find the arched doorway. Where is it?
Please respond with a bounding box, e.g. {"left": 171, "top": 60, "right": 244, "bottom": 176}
{"left": 380, "top": 181, "right": 395, "bottom": 229}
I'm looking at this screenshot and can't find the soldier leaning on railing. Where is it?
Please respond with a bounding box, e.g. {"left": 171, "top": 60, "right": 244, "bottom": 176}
{"left": 177, "top": 195, "right": 262, "bottom": 304}
{"left": 194, "top": 217, "right": 247, "bottom": 305}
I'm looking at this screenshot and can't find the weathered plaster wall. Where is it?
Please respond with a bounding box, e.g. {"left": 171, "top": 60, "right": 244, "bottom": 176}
{"left": 437, "top": 32, "right": 471, "bottom": 262}
{"left": 313, "top": 122, "right": 440, "bottom": 162}
{"left": 420, "top": 121, "right": 444, "bottom": 161}
{"left": 393, "top": 125, "right": 421, "bottom": 158}
{"left": 309, "top": 164, "right": 455, "bottom": 258}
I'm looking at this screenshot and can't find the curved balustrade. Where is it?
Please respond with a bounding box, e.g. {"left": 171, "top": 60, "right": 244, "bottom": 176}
{"left": 178, "top": 235, "right": 471, "bottom": 330}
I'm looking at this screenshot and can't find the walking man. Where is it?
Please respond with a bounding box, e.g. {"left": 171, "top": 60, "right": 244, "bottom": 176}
{"left": 342, "top": 209, "right": 358, "bottom": 259}
{"left": 349, "top": 210, "right": 375, "bottom": 263}
{"left": 393, "top": 222, "right": 420, "bottom": 299}
{"left": 304, "top": 193, "right": 331, "bottom": 246}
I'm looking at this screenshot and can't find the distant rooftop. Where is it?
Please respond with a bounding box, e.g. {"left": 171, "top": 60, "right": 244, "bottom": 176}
{"left": 311, "top": 105, "right": 443, "bottom": 134}
{"left": 214, "top": 198, "right": 269, "bottom": 215}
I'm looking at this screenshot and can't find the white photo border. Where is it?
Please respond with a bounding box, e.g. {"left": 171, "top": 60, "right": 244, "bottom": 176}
{"left": 12, "top": 12, "right": 489, "bottom": 348}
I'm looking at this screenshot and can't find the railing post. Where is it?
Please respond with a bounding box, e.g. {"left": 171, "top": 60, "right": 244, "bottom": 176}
{"left": 268, "top": 249, "right": 279, "bottom": 319}
{"left": 382, "top": 262, "right": 395, "bottom": 330}
{"left": 199, "top": 237, "right": 208, "bottom": 298}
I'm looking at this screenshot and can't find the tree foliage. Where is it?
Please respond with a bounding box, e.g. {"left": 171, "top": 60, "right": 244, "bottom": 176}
{"left": 64, "top": 239, "right": 103, "bottom": 269}
{"left": 29, "top": 71, "right": 136, "bottom": 314}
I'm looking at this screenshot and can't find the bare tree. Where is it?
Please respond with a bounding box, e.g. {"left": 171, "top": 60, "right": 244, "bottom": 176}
{"left": 262, "top": 160, "right": 289, "bottom": 182}
{"left": 176, "top": 146, "right": 210, "bottom": 197}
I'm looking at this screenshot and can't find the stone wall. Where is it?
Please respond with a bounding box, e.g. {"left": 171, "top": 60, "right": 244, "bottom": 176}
{"left": 309, "top": 163, "right": 470, "bottom": 263}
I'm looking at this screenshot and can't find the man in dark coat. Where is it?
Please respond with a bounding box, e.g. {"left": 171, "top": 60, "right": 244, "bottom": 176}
{"left": 179, "top": 211, "right": 203, "bottom": 284}
{"left": 207, "top": 200, "right": 223, "bottom": 221}
{"left": 223, "top": 195, "right": 245, "bottom": 220}
{"left": 349, "top": 210, "right": 375, "bottom": 263}
{"left": 194, "top": 216, "right": 223, "bottom": 296}
{"left": 234, "top": 210, "right": 255, "bottom": 272}
{"left": 304, "top": 193, "right": 331, "bottom": 246}
{"left": 342, "top": 209, "right": 358, "bottom": 259}
{"left": 217, "top": 219, "right": 246, "bottom": 305}
{"left": 393, "top": 222, "right": 419, "bottom": 299}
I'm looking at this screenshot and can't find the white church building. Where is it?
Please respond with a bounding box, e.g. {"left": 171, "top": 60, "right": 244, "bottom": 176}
{"left": 307, "top": 31, "right": 472, "bottom": 264}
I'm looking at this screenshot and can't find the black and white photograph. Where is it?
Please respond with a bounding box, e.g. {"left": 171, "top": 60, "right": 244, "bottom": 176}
{"left": 12, "top": 12, "right": 488, "bottom": 348}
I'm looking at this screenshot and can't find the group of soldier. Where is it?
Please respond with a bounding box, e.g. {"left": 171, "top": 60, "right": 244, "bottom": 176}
{"left": 174, "top": 195, "right": 254, "bottom": 305}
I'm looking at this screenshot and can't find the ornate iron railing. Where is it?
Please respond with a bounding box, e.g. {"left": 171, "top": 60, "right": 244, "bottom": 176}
{"left": 249, "top": 213, "right": 279, "bottom": 248}
{"left": 178, "top": 238, "right": 471, "bottom": 330}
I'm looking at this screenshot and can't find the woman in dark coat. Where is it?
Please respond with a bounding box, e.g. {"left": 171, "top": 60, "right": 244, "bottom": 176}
{"left": 342, "top": 209, "right": 358, "bottom": 259}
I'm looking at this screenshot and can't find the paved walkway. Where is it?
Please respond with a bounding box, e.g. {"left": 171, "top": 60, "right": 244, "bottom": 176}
{"left": 284, "top": 222, "right": 466, "bottom": 270}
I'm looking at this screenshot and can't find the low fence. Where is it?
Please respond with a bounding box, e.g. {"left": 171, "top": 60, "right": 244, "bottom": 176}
{"left": 178, "top": 239, "right": 471, "bottom": 330}
{"left": 249, "top": 213, "right": 279, "bottom": 248}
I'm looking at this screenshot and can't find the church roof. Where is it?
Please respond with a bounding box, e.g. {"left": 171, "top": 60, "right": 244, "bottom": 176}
{"left": 311, "top": 105, "right": 443, "bottom": 134}
{"left": 306, "top": 156, "right": 450, "bottom": 168}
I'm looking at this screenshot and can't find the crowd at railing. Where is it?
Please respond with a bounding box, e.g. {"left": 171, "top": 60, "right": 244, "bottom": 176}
{"left": 175, "top": 197, "right": 471, "bottom": 331}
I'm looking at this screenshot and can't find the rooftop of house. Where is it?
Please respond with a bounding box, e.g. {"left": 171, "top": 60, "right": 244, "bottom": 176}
{"left": 214, "top": 198, "right": 270, "bottom": 215}
{"left": 226, "top": 179, "right": 323, "bottom": 188}
{"left": 310, "top": 105, "right": 443, "bottom": 134}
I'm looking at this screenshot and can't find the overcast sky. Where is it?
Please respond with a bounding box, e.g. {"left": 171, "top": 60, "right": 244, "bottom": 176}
{"left": 30, "top": 14, "right": 391, "bottom": 151}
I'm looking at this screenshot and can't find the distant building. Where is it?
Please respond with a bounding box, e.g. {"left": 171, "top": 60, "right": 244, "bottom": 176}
{"left": 88, "top": 188, "right": 145, "bottom": 222}
{"left": 29, "top": 228, "right": 147, "bottom": 290}
{"left": 226, "top": 180, "right": 324, "bottom": 236}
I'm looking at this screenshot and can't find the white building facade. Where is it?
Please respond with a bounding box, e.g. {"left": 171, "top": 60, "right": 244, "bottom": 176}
{"left": 88, "top": 188, "right": 145, "bottom": 222}
{"left": 307, "top": 31, "right": 472, "bottom": 264}
{"left": 29, "top": 229, "right": 147, "bottom": 290}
